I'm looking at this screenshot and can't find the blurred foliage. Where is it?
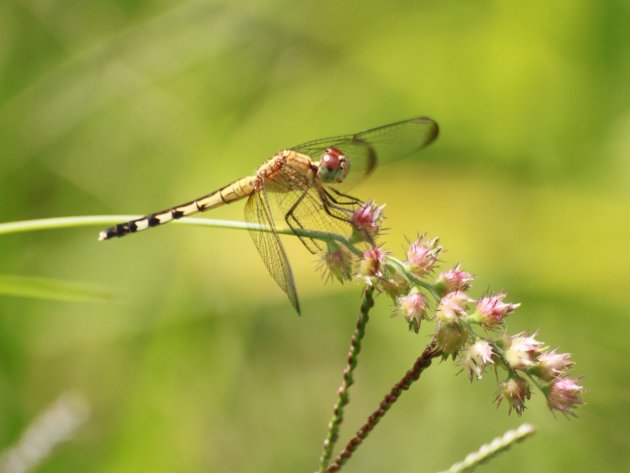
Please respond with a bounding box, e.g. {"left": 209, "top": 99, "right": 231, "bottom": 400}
{"left": 0, "top": 274, "right": 112, "bottom": 302}
{"left": 0, "top": 0, "right": 629, "bottom": 472}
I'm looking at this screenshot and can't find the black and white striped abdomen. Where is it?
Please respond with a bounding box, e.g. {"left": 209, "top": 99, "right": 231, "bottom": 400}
{"left": 98, "top": 176, "right": 256, "bottom": 240}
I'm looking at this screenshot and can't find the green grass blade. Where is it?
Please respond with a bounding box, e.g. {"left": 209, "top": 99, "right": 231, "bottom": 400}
{"left": 0, "top": 274, "right": 113, "bottom": 302}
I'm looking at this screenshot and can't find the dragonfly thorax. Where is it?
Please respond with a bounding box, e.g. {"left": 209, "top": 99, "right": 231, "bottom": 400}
{"left": 318, "top": 147, "right": 350, "bottom": 184}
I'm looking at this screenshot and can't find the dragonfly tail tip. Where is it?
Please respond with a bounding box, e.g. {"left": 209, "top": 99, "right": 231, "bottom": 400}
{"left": 98, "top": 231, "right": 108, "bottom": 241}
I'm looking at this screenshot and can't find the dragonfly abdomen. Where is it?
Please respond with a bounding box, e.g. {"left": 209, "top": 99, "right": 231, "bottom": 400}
{"left": 99, "top": 176, "right": 256, "bottom": 240}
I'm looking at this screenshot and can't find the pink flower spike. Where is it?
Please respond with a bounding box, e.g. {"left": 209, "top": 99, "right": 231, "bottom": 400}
{"left": 436, "top": 291, "right": 475, "bottom": 324}
{"left": 398, "top": 290, "right": 429, "bottom": 334}
{"left": 472, "top": 292, "right": 520, "bottom": 328}
{"left": 505, "top": 332, "right": 546, "bottom": 371}
{"left": 496, "top": 376, "right": 531, "bottom": 416}
{"left": 461, "top": 339, "right": 495, "bottom": 381}
{"left": 351, "top": 200, "right": 385, "bottom": 240}
{"left": 405, "top": 233, "right": 442, "bottom": 277}
{"left": 436, "top": 323, "right": 469, "bottom": 359}
{"left": 320, "top": 243, "right": 354, "bottom": 284}
{"left": 435, "top": 263, "right": 474, "bottom": 295}
{"left": 379, "top": 271, "right": 410, "bottom": 299}
{"left": 537, "top": 350, "right": 575, "bottom": 381}
{"left": 357, "top": 247, "right": 386, "bottom": 286}
{"left": 546, "top": 376, "right": 584, "bottom": 417}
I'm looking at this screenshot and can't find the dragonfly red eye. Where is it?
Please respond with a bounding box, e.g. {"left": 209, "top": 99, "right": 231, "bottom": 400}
{"left": 323, "top": 147, "right": 344, "bottom": 171}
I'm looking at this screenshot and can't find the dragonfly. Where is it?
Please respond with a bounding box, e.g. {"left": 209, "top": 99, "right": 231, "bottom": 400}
{"left": 99, "top": 116, "right": 439, "bottom": 314}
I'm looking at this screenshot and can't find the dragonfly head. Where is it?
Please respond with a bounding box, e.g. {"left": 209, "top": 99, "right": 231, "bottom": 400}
{"left": 318, "top": 147, "right": 350, "bottom": 184}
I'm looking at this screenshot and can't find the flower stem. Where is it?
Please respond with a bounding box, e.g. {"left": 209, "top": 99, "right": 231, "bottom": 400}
{"left": 325, "top": 339, "right": 442, "bottom": 473}
{"left": 386, "top": 256, "right": 441, "bottom": 300}
{"left": 318, "top": 287, "right": 374, "bottom": 473}
{"left": 0, "top": 216, "right": 140, "bottom": 235}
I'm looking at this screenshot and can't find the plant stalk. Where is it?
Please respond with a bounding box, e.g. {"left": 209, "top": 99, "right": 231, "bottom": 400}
{"left": 318, "top": 287, "right": 374, "bottom": 472}
{"left": 0, "top": 216, "right": 363, "bottom": 255}
{"left": 325, "top": 339, "right": 442, "bottom": 473}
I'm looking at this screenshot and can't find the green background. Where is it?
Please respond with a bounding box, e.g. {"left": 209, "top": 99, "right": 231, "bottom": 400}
{"left": 1, "top": 1, "right": 628, "bottom": 472}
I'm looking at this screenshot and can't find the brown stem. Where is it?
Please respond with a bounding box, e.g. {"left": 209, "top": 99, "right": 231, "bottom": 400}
{"left": 325, "top": 339, "right": 442, "bottom": 473}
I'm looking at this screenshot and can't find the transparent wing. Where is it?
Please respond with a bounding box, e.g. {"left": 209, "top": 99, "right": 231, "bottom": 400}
{"left": 291, "top": 116, "right": 439, "bottom": 186}
{"left": 244, "top": 182, "right": 300, "bottom": 314}
{"left": 268, "top": 161, "right": 358, "bottom": 253}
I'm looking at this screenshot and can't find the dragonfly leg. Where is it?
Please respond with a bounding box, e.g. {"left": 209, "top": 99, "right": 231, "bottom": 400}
{"left": 327, "top": 187, "right": 363, "bottom": 206}
{"left": 318, "top": 190, "right": 356, "bottom": 224}
{"left": 319, "top": 189, "right": 378, "bottom": 246}
{"left": 285, "top": 190, "right": 322, "bottom": 254}
{"left": 319, "top": 188, "right": 361, "bottom": 220}
{"left": 324, "top": 189, "right": 378, "bottom": 244}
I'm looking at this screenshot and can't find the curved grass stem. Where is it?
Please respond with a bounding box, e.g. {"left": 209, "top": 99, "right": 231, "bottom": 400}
{"left": 437, "top": 423, "right": 536, "bottom": 473}
{"left": 0, "top": 216, "right": 364, "bottom": 256}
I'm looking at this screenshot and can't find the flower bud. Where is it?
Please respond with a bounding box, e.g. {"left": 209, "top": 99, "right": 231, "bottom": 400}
{"left": 380, "top": 270, "right": 411, "bottom": 300}
{"left": 461, "top": 339, "right": 494, "bottom": 381}
{"left": 436, "top": 291, "right": 474, "bottom": 324}
{"left": 505, "top": 333, "right": 546, "bottom": 371}
{"left": 536, "top": 350, "right": 575, "bottom": 381}
{"left": 398, "top": 290, "right": 429, "bottom": 334}
{"left": 545, "top": 376, "right": 584, "bottom": 417}
{"left": 470, "top": 292, "right": 520, "bottom": 328}
{"left": 435, "top": 263, "right": 474, "bottom": 295}
{"left": 405, "top": 233, "right": 441, "bottom": 277}
{"left": 496, "top": 376, "right": 531, "bottom": 416}
{"left": 436, "top": 323, "right": 469, "bottom": 359}
{"left": 351, "top": 200, "right": 385, "bottom": 241}
{"left": 358, "top": 247, "right": 386, "bottom": 286}
{"left": 319, "top": 242, "right": 354, "bottom": 283}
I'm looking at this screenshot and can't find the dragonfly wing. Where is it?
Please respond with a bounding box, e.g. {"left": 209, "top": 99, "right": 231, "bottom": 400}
{"left": 272, "top": 162, "right": 357, "bottom": 248}
{"left": 291, "top": 116, "right": 439, "bottom": 187}
{"left": 244, "top": 181, "right": 300, "bottom": 314}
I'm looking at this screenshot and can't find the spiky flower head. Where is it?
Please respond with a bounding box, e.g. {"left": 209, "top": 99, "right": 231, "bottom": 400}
{"left": 319, "top": 242, "right": 354, "bottom": 284}
{"left": 435, "top": 263, "right": 474, "bottom": 295}
{"left": 470, "top": 292, "right": 520, "bottom": 328}
{"left": 461, "top": 339, "right": 495, "bottom": 381}
{"left": 351, "top": 200, "right": 385, "bottom": 241}
{"left": 398, "top": 289, "right": 429, "bottom": 334}
{"left": 537, "top": 350, "right": 575, "bottom": 382}
{"left": 505, "top": 332, "right": 546, "bottom": 371}
{"left": 357, "top": 247, "right": 386, "bottom": 286}
{"left": 545, "top": 376, "right": 584, "bottom": 417}
{"left": 405, "top": 233, "right": 442, "bottom": 277}
{"left": 436, "top": 291, "right": 475, "bottom": 324}
{"left": 496, "top": 376, "right": 531, "bottom": 416}
{"left": 379, "top": 269, "right": 410, "bottom": 300}
{"left": 436, "top": 322, "right": 469, "bottom": 359}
